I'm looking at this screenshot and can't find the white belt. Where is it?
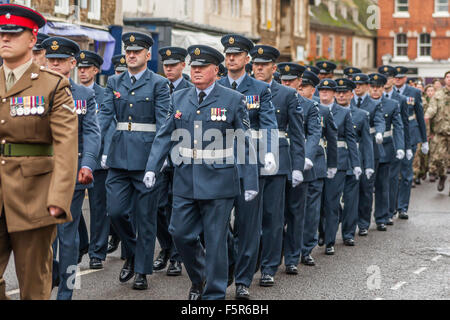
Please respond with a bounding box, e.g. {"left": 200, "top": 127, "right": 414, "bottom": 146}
{"left": 116, "top": 122, "right": 156, "bottom": 132}
{"left": 337, "top": 141, "right": 348, "bottom": 149}
{"left": 384, "top": 130, "right": 393, "bottom": 138}
{"left": 179, "top": 147, "right": 234, "bottom": 160}
{"left": 369, "top": 127, "right": 376, "bottom": 134}
{"left": 408, "top": 115, "right": 416, "bottom": 121}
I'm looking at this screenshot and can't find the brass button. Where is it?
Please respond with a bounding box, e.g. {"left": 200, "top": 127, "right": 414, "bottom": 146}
{"left": 197, "top": 110, "right": 200, "bottom": 115}
{"left": 2, "top": 99, "right": 5, "bottom": 103}
{"left": 1, "top": 140, "right": 5, "bottom": 144}
{"left": 146, "top": 97, "right": 149, "bottom": 101}
{"left": 130, "top": 104, "right": 133, "bottom": 107}
{"left": 195, "top": 125, "right": 199, "bottom": 129}
{"left": 129, "top": 116, "right": 132, "bottom": 120}
{"left": 194, "top": 140, "right": 198, "bottom": 145}
{"left": 131, "top": 92, "right": 135, "bottom": 95}
{"left": 1, "top": 160, "right": 5, "bottom": 165}
{"left": 0, "top": 120, "right": 5, "bottom": 124}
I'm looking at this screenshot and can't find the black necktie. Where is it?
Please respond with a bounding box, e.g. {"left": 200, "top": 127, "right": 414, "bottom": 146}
{"left": 357, "top": 97, "right": 362, "bottom": 108}
{"left": 385, "top": 94, "right": 389, "bottom": 99}
{"left": 131, "top": 76, "right": 137, "bottom": 85}
{"left": 169, "top": 83, "right": 175, "bottom": 94}
{"left": 198, "top": 91, "right": 206, "bottom": 104}
{"left": 396, "top": 89, "right": 400, "bottom": 94}
{"left": 232, "top": 81, "right": 238, "bottom": 90}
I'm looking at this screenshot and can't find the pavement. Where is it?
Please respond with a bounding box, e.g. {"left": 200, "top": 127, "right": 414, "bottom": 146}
{"left": 3, "top": 176, "right": 449, "bottom": 300}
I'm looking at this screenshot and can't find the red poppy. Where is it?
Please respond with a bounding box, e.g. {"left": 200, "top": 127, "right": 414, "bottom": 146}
{"left": 114, "top": 91, "right": 121, "bottom": 99}
{"left": 175, "top": 111, "right": 182, "bottom": 119}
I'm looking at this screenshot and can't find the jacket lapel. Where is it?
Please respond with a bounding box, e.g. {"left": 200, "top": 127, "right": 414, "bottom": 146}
{"left": 270, "top": 81, "right": 279, "bottom": 99}
{"left": 238, "top": 74, "right": 252, "bottom": 94}
{"left": 131, "top": 69, "right": 151, "bottom": 91}
{"left": 0, "top": 66, "right": 5, "bottom": 98}
{"left": 199, "top": 84, "right": 219, "bottom": 109}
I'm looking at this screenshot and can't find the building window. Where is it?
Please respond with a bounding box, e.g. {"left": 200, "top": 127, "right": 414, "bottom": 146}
{"left": 418, "top": 33, "right": 431, "bottom": 57}
{"left": 55, "top": 0, "right": 70, "bottom": 15}
{"left": 341, "top": 37, "right": 346, "bottom": 58}
{"left": 230, "top": 0, "right": 240, "bottom": 17}
{"left": 328, "top": 36, "right": 335, "bottom": 59}
{"left": 261, "top": 0, "right": 274, "bottom": 30}
{"left": 213, "top": 0, "right": 221, "bottom": 14}
{"left": 13, "top": 0, "right": 31, "bottom": 6}
{"left": 435, "top": 0, "right": 449, "bottom": 12}
{"left": 316, "top": 34, "right": 322, "bottom": 57}
{"left": 395, "top": 33, "right": 408, "bottom": 57}
{"left": 88, "top": 0, "right": 101, "bottom": 20}
{"left": 395, "top": 0, "right": 409, "bottom": 12}
{"left": 295, "top": 0, "right": 305, "bottom": 35}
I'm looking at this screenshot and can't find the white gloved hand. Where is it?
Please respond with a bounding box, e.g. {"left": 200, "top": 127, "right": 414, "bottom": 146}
{"left": 421, "top": 142, "right": 429, "bottom": 155}
{"left": 375, "top": 133, "right": 383, "bottom": 145}
{"left": 365, "top": 168, "right": 375, "bottom": 180}
{"left": 264, "top": 152, "right": 277, "bottom": 175}
{"left": 244, "top": 190, "right": 258, "bottom": 202}
{"left": 143, "top": 171, "right": 156, "bottom": 189}
{"left": 292, "top": 170, "right": 304, "bottom": 188}
{"left": 327, "top": 168, "right": 337, "bottom": 179}
{"left": 101, "top": 155, "right": 109, "bottom": 169}
{"left": 304, "top": 158, "right": 314, "bottom": 171}
{"left": 406, "top": 149, "right": 413, "bottom": 161}
{"left": 160, "top": 159, "right": 169, "bottom": 172}
{"left": 353, "top": 167, "right": 362, "bottom": 180}
{"left": 396, "top": 149, "right": 405, "bottom": 160}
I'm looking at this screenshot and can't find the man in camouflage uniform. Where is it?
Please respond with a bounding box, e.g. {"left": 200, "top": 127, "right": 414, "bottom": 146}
{"left": 425, "top": 71, "right": 450, "bottom": 195}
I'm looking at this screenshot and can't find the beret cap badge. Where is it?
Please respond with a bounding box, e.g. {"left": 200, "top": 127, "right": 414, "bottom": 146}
{"left": 130, "top": 35, "right": 135, "bottom": 42}
{"left": 258, "top": 48, "right": 264, "bottom": 55}
{"left": 339, "top": 80, "right": 344, "bottom": 85}
{"left": 120, "top": 57, "right": 125, "bottom": 64}
{"left": 51, "top": 41, "right": 59, "bottom": 51}
{"left": 384, "top": 67, "right": 388, "bottom": 72}
{"left": 194, "top": 48, "right": 201, "bottom": 56}
{"left": 229, "top": 37, "right": 235, "bottom": 45}
{"left": 285, "top": 65, "right": 290, "bottom": 72}
{"left": 166, "top": 49, "right": 172, "bottom": 56}
{"left": 356, "top": 76, "right": 361, "bottom": 81}
{"left": 80, "top": 52, "right": 85, "bottom": 59}
{"left": 324, "top": 80, "right": 329, "bottom": 85}
{"left": 374, "top": 75, "right": 378, "bottom": 80}
{"left": 323, "top": 62, "right": 327, "bottom": 68}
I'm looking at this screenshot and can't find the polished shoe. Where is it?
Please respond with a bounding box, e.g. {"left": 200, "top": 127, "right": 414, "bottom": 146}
{"left": 398, "top": 211, "right": 409, "bottom": 220}
{"left": 227, "top": 263, "right": 235, "bottom": 287}
{"left": 78, "top": 246, "right": 88, "bottom": 264}
{"left": 119, "top": 256, "right": 135, "bottom": 283}
{"left": 188, "top": 282, "right": 204, "bottom": 300}
{"left": 235, "top": 284, "right": 250, "bottom": 300}
{"left": 259, "top": 273, "right": 274, "bottom": 287}
{"left": 318, "top": 235, "right": 325, "bottom": 247}
{"left": 386, "top": 218, "right": 394, "bottom": 226}
{"left": 132, "top": 273, "right": 148, "bottom": 290}
{"left": 343, "top": 239, "right": 355, "bottom": 246}
{"left": 377, "top": 224, "right": 387, "bottom": 231}
{"left": 325, "top": 245, "right": 335, "bottom": 255}
{"left": 107, "top": 235, "right": 120, "bottom": 254}
{"left": 153, "top": 249, "right": 170, "bottom": 271}
{"left": 166, "top": 261, "right": 182, "bottom": 276}
{"left": 301, "top": 255, "right": 315, "bottom": 266}
{"left": 358, "top": 229, "right": 368, "bottom": 236}
{"left": 285, "top": 264, "right": 299, "bottom": 274}
{"left": 89, "top": 257, "right": 103, "bottom": 270}
{"left": 414, "top": 177, "right": 421, "bottom": 185}
{"left": 438, "top": 176, "right": 447, "bottom": 192}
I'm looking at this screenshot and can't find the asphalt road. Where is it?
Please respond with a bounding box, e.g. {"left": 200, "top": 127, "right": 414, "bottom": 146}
{"left": 3, "top": 177, "right": 450, "bottom": 300}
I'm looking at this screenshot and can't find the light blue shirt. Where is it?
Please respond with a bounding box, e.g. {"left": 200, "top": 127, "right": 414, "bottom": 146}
{"left": 171, "top": 76, "right": 183, "bottom": 89}
{"left": 396, "top": 84, "right": 406, "bottom": 95}
{"left": 128, "top": 69, "right": 146, "bottom": 82}
{"left": 385, "top": 89, "right": 394, "bottom": 99}
{"left": 85, "top": 82, "right": 95, "bottom": 90}
{"left": 323, "top": 102, "right": 334, "bottom": 110}
{"left": 227, "top": 73, "right": 246, "bottom": 88}
{"left": 353, "top": 92, "right": 368, "bottom": 105}
{"left": 196, "top": 82, "right": 215, "bottom": 100}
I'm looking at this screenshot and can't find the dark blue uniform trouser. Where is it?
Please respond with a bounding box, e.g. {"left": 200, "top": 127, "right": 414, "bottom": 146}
{"left": 78, "top": 215, "right": 89, "bottom": 252}
{"left": 341, "top": 175, "right": 360, "bottom": 240}
{"left": 323, "top": 170, "right": 346, "bottom": 247}
{"left": 169, "top": 195, "right": 234, "bottom": 300}
{"left": 283, "top": 180, "right": 308, "bottom": 266}
{"left": 374, "top": 162, "right": 391, "bottom": 225}
{"left": 53, "top": 189, "right": 85, "bottom": 300}
{"left": 302, "top": 179, "right": 324, "bottom": 257}
{"left": 393, "top": 144, "right": 417, "bottom": 213}
{"left": 87, "top": 169, "right": 110, "bottom": 260}
{"left": 155, "top": 169, "right": 181, "bottom": 263}
{"left": 358, "top": 159, "right": 379, "bottom": 230}
{"left": 261, "top": 175, "right": 286, "bottom": 276}
{"left": 106, "top": 169, "right": 160, "bottom": 275}
{"left": 232, "top": 177, "right": 266, "bottom": 288}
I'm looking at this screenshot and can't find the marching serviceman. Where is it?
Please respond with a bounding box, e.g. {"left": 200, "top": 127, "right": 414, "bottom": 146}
{"left": 279, "top": 64, "right": 322, "bottom": 272}
{"left": 43, "top": 37, "right": 101, "bottom": 300}
{"left": 251, "top": 51, "right": 306, "bottom": 287}
{"left": 0, "top": 3, "right": 79, "bottom": 300}
{"left": 218, "top": 34, "right": 278, "bottom": 300}
{"left": 143, "top": 45, "right": 258, "bottom": 300}
{"left": 31, "top": 32, "right": 48, "bottom": 67}
{"left": 98, "top": 32, "right": 171, "bottom": 290}
{"left": 368, "top": 73, "right": 405, "bottom": 230}
{"left": 313, "top": 61, "right": 336, "bottom": 98}
{"left": 343, "top": 67, "right": 362, "bottom": 80}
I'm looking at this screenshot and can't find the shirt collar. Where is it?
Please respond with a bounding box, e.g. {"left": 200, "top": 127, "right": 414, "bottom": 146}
{"left": 84, "top": 82, "right": 95, "bottom": 90}
{"left": 3, "top": 59, "right": 33, "bottom": 83}
{"left": 171, "top": 76, "right": 183, "bottom": 89}
{"left": 128, "top": 68, "right": 147, "bottom": 82}
{"left": 196, "top": 82, "right": 215, "bottom": 98}
{"left": 228, "top": 73, "right": 246, "bottom": 88}
{"left": 354, "top": 92, "right": 368, "bottom": 103}
{"left": 397, "top": 84, "right": 406, "bottom": 94}
{"left": 385, "top": 89, "right": 393, "bottom": 99}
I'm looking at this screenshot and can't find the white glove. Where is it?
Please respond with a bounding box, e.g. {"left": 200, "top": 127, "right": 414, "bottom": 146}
{"left": 264, "top": 152, "right": 277, "bottom": 175}
{"left": 406, "top": 149, "right": 413, "bottom": 161}
{"left": 375, "top": 133, "right": 383, "bottom": 145}
{"left": 353, "top": 167, "right": 362, "bottom": 180}
{"left": 304, "top": 158, "right": 314, "bottom": 171}
{"left": 143, "top": 171, "right": 156, "bottom": 189}
{"left": 327, "top": 168, "right": 337, "bottom": 179}
{"left": 421, "top": 142, "right": 429, "bottom": 155}
{"left": 101, "top": 155, "right": 109, "bottom": 169}
{"left": 292, "top": 170, "right": 304, "bottom": 188}
{"left": 365, "top": 168, "right": 375, "bottom": 180}
{"left": 160, "top": 159, "right": 168, "bottom": 172}
{"left": 396, "top": 149, "right": 405, "bottom": 160}
{"left": 244, "top": 190, "right": 258, "bottom": 202}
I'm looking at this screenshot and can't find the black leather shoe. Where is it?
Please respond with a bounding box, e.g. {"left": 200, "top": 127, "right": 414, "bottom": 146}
{"left": 78, "top": 246, "right": 88, "bottom": 264}
{"left": 386, "top": 218, "right": 394, "bottom": 226}
{"left": 358, "top": 229, "right": 368, "bottom": 236}
{"left": 343, "top": 239, "right": 355, "bottom": 246}
{"left": 325, "top": 245, "right": 335, "bottom": 255}
{"left": 107, "top": 235, "right": 120, "bottom": 254}
{"left": 52, "top": 275, "right": 60, "bottom": 289}
{"left": 166, "top": 261, "right": 182, "bottom": 276}
{"left": 227, "top": 263, "right": 235, "bottom": 287}
{"left": 235, "top": 284, "right": 250, "bottom": 300}
{"left": 153, "top": 250, "right": 170, "bottom": 271}
{"left": 398, "top": 212, "right": 409, "bottom": 220}
{"left": 438, "top": 176, "right": 447, "bottom": 192}
{"left": 89, "top": 257, "right": 103, "bottom": 270}
{"left": 132, "top": 273, "right": 147, "bottom": 290}
{"left": 189, "top": 282, "right": 204, "bottom": 300}
{"left": 377, "top": 224, "right": 387, "bottom": 231}
{"left": 119, "top": 256, "right": 135, "bottom": 283}
{"left": 414, "top": 177, "right": 421, "bottom": 185}
{"left": 285, "top": 265, "right": 299, "bottom": 274}
{"left": 301, "top": 255, "right": 315, "bottom": 266}
{"left": 318, "top": 235, "right": 325, "bottom": 247}
{"left": 259, "top": 273, "right": 274, "bottom": 287}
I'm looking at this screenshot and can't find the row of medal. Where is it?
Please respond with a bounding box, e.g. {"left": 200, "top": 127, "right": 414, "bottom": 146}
{"left": 75, "top": 100, "right": 88, "bottom": 115}
{"left": 246, "top": 95, "right": 260, "bottom": 110}
{"left": 10, "top": 96, "right": 45, "bottom": 117}
{"left": 210, "top": 108, "right": 227, "bottom": 121}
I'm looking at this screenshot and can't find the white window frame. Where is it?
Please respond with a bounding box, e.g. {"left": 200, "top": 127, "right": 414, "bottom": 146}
{"left": 416, "top": 33, "right": 432, "bottom": 61}
{"left": 88, "top": 0, "right": 101, "bottom": 20}
{"left": 393, "top": 0, "right": 410, "bottom": 18}
{"left": 393, "top": 33, "right": 409, "bottom": 62}
{"left": 55, "top": 0, "right": 70, "bottom": 15}
{"left": 295, "top": 0, "right": 305, "bottom": 36}
{"left": 261, "top": 0, "right": 274, "bottom": 30}
{"left": 328, "top": 35, "right": 335, "bottom": 59}
{"left": 316, "top": 33, "right": 322, "bottom": 57}
{"left": 433, "top": 0, "right": 450, "bottom": 17}
{"left": 13, "top": 0, "right": 31, "bottom": 6}
{"left": 341, "top": 37, "right": 346, "bottom": 59}
{"left": 230, "top": 0, "right": 240, "bottom": 17}
{"left": 213, "top": 0, "right": 220, "bottom": 14}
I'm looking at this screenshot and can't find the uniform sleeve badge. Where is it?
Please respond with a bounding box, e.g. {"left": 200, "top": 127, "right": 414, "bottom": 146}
{"left": 64, "top": 87, "right": 72, "bottom": 97}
